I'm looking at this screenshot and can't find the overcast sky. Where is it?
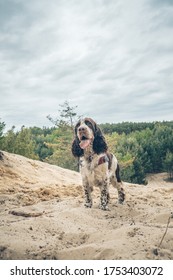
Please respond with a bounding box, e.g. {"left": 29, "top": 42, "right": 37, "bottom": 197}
{"left": 1, "top": 0, "right": 173, "bottom": 130}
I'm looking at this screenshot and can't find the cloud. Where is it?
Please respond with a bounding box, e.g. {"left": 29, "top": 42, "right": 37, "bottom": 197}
{"left": 0, "top": 0, "right": 173, "bottom": 129}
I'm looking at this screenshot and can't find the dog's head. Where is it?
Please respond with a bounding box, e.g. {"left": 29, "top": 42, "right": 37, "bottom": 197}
{"left": 72, "top": 117, "right": 108, "bottom": 157}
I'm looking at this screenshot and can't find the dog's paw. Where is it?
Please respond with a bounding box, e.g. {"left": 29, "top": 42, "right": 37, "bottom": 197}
{"left": 118, "top": 199, "right": 124, "bottom": 205}
{"left": 84, "top": 202, "right": 92, "bottom": 208}
{"left": 118, "top": 192, "right": 125, "bottom": 204}
{"left": 99, "top": 204, "right": 110, "bottom": 211}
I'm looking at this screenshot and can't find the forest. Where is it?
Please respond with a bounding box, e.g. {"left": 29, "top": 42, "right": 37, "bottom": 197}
{"left": 0, "top": 103, "right": 173, "bottom": 184}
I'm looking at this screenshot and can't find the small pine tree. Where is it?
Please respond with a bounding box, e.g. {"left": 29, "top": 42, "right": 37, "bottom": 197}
{"left": 47, "top": 100, "right": 80, "bottom": 129}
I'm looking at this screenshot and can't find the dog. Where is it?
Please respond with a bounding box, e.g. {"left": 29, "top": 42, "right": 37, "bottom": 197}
{"left": 72, "top": 117, "right": 125, "bottom": 210}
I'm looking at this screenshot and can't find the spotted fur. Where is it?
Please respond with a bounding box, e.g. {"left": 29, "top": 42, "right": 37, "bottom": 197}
{"left": 72, "top": 118, "right": 125, "bottom": 210}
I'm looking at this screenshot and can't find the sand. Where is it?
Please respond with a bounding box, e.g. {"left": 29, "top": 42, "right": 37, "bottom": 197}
{"left": 0, "top": 151, "right": 173, "bottom": 260}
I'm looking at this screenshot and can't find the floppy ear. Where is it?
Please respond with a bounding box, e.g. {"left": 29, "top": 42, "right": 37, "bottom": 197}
{"left": 72, "top": 138, "right": 84, "bottom": 157}
{"left": 93, "top": 125, "right": 108, "bottom": 154}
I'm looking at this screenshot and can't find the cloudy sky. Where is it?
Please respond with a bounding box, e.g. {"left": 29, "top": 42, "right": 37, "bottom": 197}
{"left": 1, "top": 0, "right": 173, "bottom": 130}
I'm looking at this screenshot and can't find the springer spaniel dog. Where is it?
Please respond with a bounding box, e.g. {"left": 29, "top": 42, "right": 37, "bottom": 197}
{"left": 72, "top": 117, "right": 125, "bottom": 210}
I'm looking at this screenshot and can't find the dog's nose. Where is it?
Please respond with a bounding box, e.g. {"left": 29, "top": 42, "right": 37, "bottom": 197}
{"left": 78, "top": 126, "right": 86, "bottom": 132}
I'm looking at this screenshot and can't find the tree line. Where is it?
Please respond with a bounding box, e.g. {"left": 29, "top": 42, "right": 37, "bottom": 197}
{"left": 1, "top": 120, "right": 173, "bottom": 184}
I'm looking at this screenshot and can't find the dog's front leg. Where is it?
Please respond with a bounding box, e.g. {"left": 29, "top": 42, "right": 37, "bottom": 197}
{"left": 83, "top": 181, "right": 93, "bottom": 208}
{"left": 99, "top": 178, "right": 110, "bottom": 211}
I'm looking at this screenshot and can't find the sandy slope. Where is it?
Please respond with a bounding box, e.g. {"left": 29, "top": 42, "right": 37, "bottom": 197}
{"left": 0, "top": 151, "right": 173, "bottom": 260}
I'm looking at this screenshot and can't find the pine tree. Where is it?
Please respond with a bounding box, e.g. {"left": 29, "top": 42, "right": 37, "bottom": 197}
{"left": 47, "top": 100, "right": 80, "bottom": 129}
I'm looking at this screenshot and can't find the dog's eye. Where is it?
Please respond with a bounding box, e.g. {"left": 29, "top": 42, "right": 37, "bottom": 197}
{"left": 85, "top": 120, "right": 93, "bottom": 129}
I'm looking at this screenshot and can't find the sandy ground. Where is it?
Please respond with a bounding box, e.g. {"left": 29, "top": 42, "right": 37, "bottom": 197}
{"left": 0, "top": 151, "right": 173, "bottom": 260}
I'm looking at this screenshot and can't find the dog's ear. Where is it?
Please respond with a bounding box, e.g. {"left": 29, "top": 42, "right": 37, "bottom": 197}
{"left": 72, "top": 120, "right": 84, "bottom": 157}
{"left": 72, "top": 138, "right": 84, "bottom": 157}
{"left": 93, "top": 124, "right": 108, "bottom": 154}
{"left": 94, "top": 123, "right": 103, "bottom": 137}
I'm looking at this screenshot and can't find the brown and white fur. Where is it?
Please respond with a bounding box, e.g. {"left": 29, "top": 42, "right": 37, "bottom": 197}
{"left": 72, "top": 117, "right": 125, "bottom": 210}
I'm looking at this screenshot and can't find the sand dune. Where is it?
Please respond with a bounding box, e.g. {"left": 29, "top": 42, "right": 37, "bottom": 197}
{"left": 0, "top": 151, "right": 173, "bottom": 260}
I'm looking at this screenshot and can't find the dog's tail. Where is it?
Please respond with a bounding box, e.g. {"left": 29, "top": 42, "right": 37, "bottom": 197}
{"left": 115, "top": 163, "right": 121, "bottom": 183}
